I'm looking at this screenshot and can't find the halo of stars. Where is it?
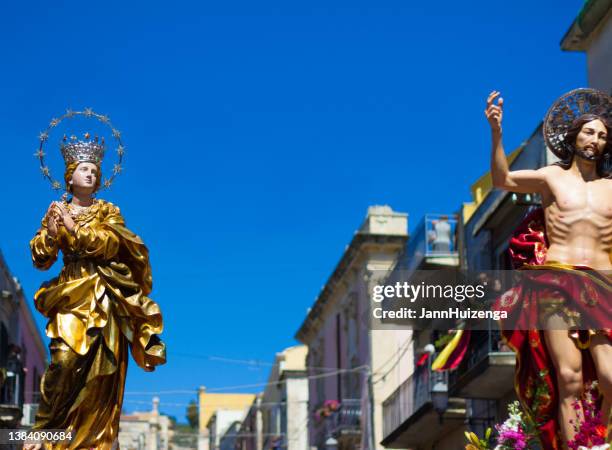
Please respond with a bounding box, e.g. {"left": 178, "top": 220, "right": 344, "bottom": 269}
{"left": 36, "top": 108, "right": 125, "bottom": 192}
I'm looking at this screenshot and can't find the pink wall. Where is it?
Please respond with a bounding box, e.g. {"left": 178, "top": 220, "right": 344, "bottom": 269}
{"left": 18, "top": 300, "right": 47, "bottom": 404}
{"left": 307, "top": 287, "right": 371, "bottom": 446}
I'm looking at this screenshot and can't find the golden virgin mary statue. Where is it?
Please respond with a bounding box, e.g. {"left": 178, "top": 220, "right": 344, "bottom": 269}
{"left": 28, "top": 110, "right": 166, "bottom": 449}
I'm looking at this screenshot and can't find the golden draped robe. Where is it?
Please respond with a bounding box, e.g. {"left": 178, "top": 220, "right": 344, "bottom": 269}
{"left": 30, "top": 199, "right": 166, "bottom": 449}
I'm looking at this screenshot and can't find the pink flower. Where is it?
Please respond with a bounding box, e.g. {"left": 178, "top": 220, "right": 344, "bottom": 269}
{"left": 568, "top": 383, "right": 607, "bottom": 450}
{"left": 496, "top": 425, "right": 528, "bottom": 449}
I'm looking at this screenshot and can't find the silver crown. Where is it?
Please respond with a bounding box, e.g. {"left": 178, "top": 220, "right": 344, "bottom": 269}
{"left": 60, "top": 132, "right": 105, "bottom": 165}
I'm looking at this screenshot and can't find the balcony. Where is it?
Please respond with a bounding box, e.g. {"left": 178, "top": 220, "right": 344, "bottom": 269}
{"left": 0, "top": 365, "right": 25, "bottom": 427}
{"left": 381, "top": 359, "right": 465, "bottom": 448}
{"left": 329, "top": 399, "right": 361, "bottom": 441}
{"left": 449, "top": 320, "right": 515, "bottom": 399}
{"left": 377, "top": 214, "right": 461, "bottom": 330}
{"left": 402, "top": 214, "right": 460, "bottom": 274}
{"left": 311, "top": 399, "right": 362, "bottom": 449}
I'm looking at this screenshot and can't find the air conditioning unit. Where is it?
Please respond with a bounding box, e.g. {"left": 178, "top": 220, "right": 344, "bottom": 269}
{"left": 21, "top": 403, "right": 38, "bottom": 426}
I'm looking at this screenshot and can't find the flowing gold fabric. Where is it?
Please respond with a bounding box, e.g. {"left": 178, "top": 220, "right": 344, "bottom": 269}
{"left": 30, "top": 199, "right": 166, "bottom": 449}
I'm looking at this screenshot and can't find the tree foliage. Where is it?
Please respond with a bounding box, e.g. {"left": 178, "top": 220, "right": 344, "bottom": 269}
{"left": 186, "top": 399, "right": 198, "bottom": 430}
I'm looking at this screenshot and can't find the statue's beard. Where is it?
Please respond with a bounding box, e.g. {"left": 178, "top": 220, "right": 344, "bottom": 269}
{"left": 575, "top": 146, "right": 602, "bottom": 162}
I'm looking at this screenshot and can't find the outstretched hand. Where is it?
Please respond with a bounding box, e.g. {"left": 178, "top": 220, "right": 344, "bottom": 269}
{"left": 485, "top": 91, "right": 504, "bottom": 134}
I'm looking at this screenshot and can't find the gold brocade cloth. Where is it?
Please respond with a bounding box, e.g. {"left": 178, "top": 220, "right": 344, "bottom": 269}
{"left": 30, "top": 200, "right": 166, "bottom": 449}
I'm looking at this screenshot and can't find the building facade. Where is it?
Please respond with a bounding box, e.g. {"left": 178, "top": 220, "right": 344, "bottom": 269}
{"left": 380, "top": 4, "right": 612, "bottom": 448}
{"left": 296, "top": 206, "right": 411, "bottom": 450}
{"left": 119, "top": 397, "right": 173, "bottom": 450}
{"left": 262, "top": 346, "right": 308, "bottom": 450}
{"left": 378, "top": 211, "right": 468, "bottom": 450}
{"left": 561, "top": 0, "right": 612, "bottom": 93}
{"left": 0, "top": 251, "right": 47, "bottom": 428}
{"left": 208, "top": 409, "right": 251, "bottom": 450}
{"left": 235, "top": 396, "right": 261, "bottom": 450}
{"left": 197, "top": 389, "right": 255, "bottom": 450}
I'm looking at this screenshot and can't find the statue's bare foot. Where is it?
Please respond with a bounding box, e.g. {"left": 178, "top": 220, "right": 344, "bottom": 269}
{"left": 22, "top": 444, "right": 42, "bottom": 450}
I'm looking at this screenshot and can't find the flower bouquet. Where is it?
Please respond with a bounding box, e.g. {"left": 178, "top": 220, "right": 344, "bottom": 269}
{"left": 313, "top": 399, "right": 341, "bottom": 421}
{"left": 567, "top": 382, "right": 608, "bottom": 450}
{"left": 464, "top": 401, "right": 539, "bottom": 450}
{"left": 465, "top": 382, "right": 610, "bottom": 450}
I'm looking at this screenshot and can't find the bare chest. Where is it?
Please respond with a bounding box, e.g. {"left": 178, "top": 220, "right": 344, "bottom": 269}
{"left": 545, "top": 176, "right": 612, "bottom": 226}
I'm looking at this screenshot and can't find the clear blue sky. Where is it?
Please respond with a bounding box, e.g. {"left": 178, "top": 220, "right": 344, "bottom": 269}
{"left": 0, "top": 1, "right": 586, "bottom": 422}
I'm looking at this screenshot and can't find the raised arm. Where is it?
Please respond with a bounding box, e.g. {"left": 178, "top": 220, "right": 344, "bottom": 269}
{"left": 485, "top": 91, "right": 548, "bottom": 194}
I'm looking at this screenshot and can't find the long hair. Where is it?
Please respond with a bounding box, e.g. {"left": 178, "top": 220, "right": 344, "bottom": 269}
{"left": 555, "top": 113, "right": 612, "bottom": 178}
{"left": 64, "top": 161, "right": 102, "bottom": 194}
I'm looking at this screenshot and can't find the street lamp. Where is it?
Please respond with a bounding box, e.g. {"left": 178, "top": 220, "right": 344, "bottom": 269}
{"left": 430, "top": 378, "right": 449, "bottom": 424}
{"left": 325, "top": 436, "right": 338, "bottom": 450}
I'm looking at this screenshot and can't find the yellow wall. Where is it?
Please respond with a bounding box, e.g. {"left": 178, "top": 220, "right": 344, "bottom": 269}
{"left": 281, "top": 345, "right": 307, "bottom": 372}
{"left": 462, "top": 146, "right": 524, "bottom": 224}
{"left": 198, "top": 391, "right": 256, "bottom": 432}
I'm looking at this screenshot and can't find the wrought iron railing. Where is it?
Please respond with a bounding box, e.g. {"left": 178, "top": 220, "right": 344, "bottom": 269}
{"left": 329, "top": 399, "right": 361, "bottom": 436}
{"left": 448, "top": 319, "right": 514, "bottom": 390}
{"left": 382, "top": 357, "right": 448, "bottom": 439}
